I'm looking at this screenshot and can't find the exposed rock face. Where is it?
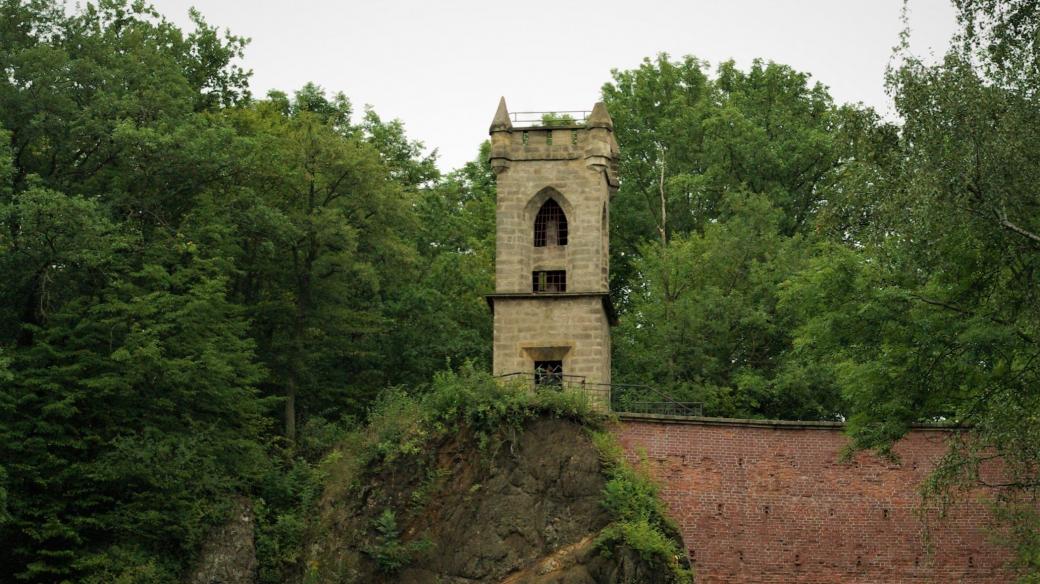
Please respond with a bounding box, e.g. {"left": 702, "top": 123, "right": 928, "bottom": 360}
{"left": 501, "top": 534, "right": 683, "bottom": 584}
{"left": 187, "top": 497, "right": 257, "bottom": 584}
{"left": 306, "top": 417, "right": 686, "bottom": 583}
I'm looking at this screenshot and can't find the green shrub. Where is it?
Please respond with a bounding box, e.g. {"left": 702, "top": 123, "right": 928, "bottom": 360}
{"left": 598, "top": 519, "right": 682, "bottom": 562}
{"left": 591, "top": 430, "right": 693, "bottom": 583}
{"left": 363, "top": 509, "right": 432, "bottom": 573}
{"left": 601, "top": 465, "right": 669, "bottom": 524}
{"left": 255, "top": 415, "right": 357, "bottom": 583}
{"left": 540, "top": 112, "right": 580, "bottom": 126}
{"left": 355, "top": 364, "right": 601, "bottom": 466}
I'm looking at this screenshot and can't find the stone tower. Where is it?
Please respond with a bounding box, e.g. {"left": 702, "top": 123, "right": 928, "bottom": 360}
{"left": 485, "top": 98, "right": 619, "bottom": 406}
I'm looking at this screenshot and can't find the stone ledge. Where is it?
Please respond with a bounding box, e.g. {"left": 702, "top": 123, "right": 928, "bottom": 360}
{"left": 485, "top": 292, "right": 618, "bottom": 325}
{"left": 490, "top": 155, "right": 584, "bottom": 162}
{"left": 617, "top": 411, "right": 961, "bottom": 431}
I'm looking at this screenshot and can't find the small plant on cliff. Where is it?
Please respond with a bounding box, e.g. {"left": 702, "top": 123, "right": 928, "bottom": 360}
{"left": 363, "top": 509, "right": 431, "bottom": 573}
{"left": 314, "top": 365, "right": 600, "bottom": 513}
{"left": 358, "top": 364, "right": 598, "bottom": 468}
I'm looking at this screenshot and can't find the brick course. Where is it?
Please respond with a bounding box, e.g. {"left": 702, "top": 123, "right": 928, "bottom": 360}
{"left": 616, "top": 417, "right": 1016, "bottom": 583}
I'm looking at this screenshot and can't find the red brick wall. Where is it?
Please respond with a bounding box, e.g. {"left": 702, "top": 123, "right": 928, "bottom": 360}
{"left": 615, "top": 417, "right": 1015, "bottom": 583}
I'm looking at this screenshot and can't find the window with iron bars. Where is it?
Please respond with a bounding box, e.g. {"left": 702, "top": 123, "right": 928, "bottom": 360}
{"left": 532, "top": 270, "right": 566, "bottom": 293}
{"left": 534, "top": 360, "right": 563, "bottom": 387}
{"left": 534, "top": 199, "right": 568, "bottom": 247}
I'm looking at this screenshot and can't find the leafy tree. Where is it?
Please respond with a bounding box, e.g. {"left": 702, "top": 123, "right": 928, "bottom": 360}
{"left": 381, "top": 142, "right": 495, "bottom": 385}
{"left": 202, "top": 88, "right": 418, "bottom": 439}
{"left": 602, "top": 55, "right": 844, "bottom": 299}
{"left": 0, "top": 186, "right": 269, "bottom": 581}
{"left": 615, "top": 192, "right": 843, "bottom": 419}
{"left": 361, "top": 106, "right": 440, "bottom": 189}
{"left": 0, "top": 3, "right": 268, "bottom": 581}
{"left": 782, "top": 1, "right": 1040, "bottom": 574}
{"left": 603, "top": 55, "right": 863, "bottom": 418}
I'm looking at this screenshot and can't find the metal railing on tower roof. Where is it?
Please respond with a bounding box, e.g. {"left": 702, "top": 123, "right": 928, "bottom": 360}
{"left": 508, "top": 110, "right": 591, "bottom": 127}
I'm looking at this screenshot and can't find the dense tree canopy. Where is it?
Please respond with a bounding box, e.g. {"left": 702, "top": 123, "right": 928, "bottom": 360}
{"left": 0, "top": 1, "right": 490, "bottom": 581}
{"left": 603, "top": 55, "right": 865, "bottom": 419}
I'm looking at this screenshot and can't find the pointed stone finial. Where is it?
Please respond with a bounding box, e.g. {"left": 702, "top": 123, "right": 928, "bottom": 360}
{"left": 490, "top": 96, "right": 512, "bottom": 132}
{"left": 586, "top": 101, "right": 613, "bottom": 130}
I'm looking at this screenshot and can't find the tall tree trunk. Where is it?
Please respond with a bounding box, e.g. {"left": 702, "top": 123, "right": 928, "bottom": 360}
{"left": 285, "top": 375, "right": 297, "bottom": 442}
{"left": 658, "top": 147, "right": 668, "bottom": 245}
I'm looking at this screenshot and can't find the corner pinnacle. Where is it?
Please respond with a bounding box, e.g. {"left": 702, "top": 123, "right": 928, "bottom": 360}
{"left": 490, "top": 96, "right": 512, "bottom": 132}
{"left": 586, "top": 102, "right": 613, "bottom": 130}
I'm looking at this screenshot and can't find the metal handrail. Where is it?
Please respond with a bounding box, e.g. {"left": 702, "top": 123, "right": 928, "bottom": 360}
{"left": 617, "top": 401, "right": 704, "bottom": 417}
{"left": 496, "top": 371, "right": 587, "bottom": 384}
{"left": 509, "top": 110, "right": 590, "bottom": 127}
{"left": 590, "top": 381, "right": 703, "bottom": 417}
{"left": 494, "top": 372, "right": 704, "bottom": 417}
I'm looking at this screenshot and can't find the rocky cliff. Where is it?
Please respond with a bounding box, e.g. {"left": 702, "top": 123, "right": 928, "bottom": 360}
{"left": 304, "top": 415, "right": 690, "bottom": 584}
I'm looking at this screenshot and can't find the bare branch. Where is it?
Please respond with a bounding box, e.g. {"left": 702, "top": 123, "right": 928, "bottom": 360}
{"left": 998, "top": 212, "right": 1040, "bottom": 244}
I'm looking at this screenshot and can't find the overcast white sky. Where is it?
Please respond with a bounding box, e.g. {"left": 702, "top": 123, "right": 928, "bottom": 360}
{"left": 150, "top": 0, "right": 959, "bottom": 171}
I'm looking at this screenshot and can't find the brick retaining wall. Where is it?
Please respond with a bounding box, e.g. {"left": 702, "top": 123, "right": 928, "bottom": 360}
{"left": 615, "top": 415, "right": 1016, "bottom": 583}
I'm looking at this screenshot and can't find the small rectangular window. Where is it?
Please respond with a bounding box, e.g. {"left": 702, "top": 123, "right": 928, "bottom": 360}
{"left": 532, "top": 270, "right": 566, "bottom": 293}
{"left": 534, "top": 360, "right": 563, "bottom": 387}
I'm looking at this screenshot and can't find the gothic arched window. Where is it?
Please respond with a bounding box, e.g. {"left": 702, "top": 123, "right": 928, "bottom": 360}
{"left": 534, "top": 198, "right": 568, "bottom": 247}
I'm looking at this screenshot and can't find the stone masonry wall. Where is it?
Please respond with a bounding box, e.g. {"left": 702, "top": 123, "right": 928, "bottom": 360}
{"left": 616, "top": 417, "right": 1016, "bottom": 583}
{"left": 492, "top": 127, "right": 612, "bottom": 293}
{"left": 488, "top": 100, "right": 618, "bottom": 390}
{"left": 492, "top": 296, "right": 611, "bottom": 388}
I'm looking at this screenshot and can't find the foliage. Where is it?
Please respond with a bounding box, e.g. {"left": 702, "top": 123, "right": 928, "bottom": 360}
{"left": 383, "top": 142, "right": 495, "bottom": 387}
{"left": 774, "top": 1, "right": 1040, "bottom": 574}
{"left": 604, "top": 54, "right": 862, "bottom": 419}
{"left": 0, "top": 1, "right": 483, "bottom": 581}
{"left": 362, "top": 509, "right": 432, "bottom": 573}
{"left": 209, "top": 86, "right": 419, "bottom": 438}
{"left": 0, "top": 2, "right": 266, "bottom": 580}
{"left": 540, "top": 112, "right": 579, "bottom": 126}
{"left": 355, "top": 365, "right": 599, "bottom": 469}
{"left": 602, "top": 55, "right": 846, "bottom": 293}
{"left": 591, "top": 431, "right": 693, "bottom": 583}
{"left": 252, "top": 416, "right": 352, "bottom": 584}
{"left": 616, "top": 193, "right": 843, "bottom": 419}
{"left": 993, "top": 503, "right": 1040, "bottom": 583}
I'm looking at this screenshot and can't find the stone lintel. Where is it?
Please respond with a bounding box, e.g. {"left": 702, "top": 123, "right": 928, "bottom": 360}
{"left": 485, "top": 292, "right": 618, "bottom": 326}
